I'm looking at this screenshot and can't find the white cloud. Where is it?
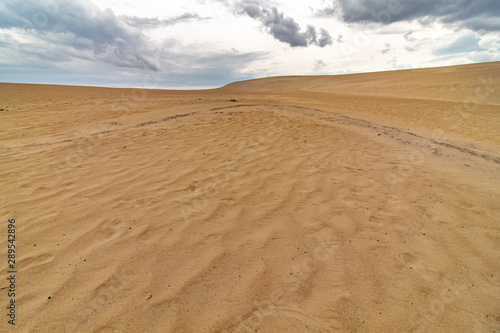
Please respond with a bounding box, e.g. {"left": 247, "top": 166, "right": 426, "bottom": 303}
{"left": 479, "top": 33, "right": 500, "bottom": 51}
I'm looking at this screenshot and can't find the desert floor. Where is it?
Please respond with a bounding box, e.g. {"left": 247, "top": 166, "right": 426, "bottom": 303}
{"left": 1, "top": 62, "right": 500, "bottom": 332}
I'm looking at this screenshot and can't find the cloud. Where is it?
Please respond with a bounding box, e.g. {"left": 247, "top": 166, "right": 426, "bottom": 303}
{"left": 146, "top": 49, "right": 268, "bottom": 87}
{"left": 320, "top": 0, "right": 500, "bottom": 32}
{"left": 381, "top": 42, "right": 391, "bottom": 54}
{"left": 433, "top": 34, "right": 484, "bottom": 56}
{"left": 121, "top": 13, "right": 209, "bottom": 29}
{"left": 478, "top": 33, "right": 500, "bottom": 51}
{"left": 313, "top": 3, "right": 338, "bottom": 17}
{"left": 234, "top": 1, "right": 333, "bottom": 47}
{"left": 313, "top": 59, "right": 327, "bottom": 72}
{"left": 318, "top": 28, "right": 333, "bottom": 47}
{"left": 0, "top": 0, "right": 210, "bottom": 72}
{"left": 0, "top": 0, "right": 266, "bottom": 87}
{"left": 402, "top": 29, "right": 489, "bottom": 60}
{"left": 404, "top": 31, "right": 416, "bottom": 42}
{"left": 386, "top": 56, "right": 411, "bottom": 70}
{"left": 0, "top": 0, "right": 164, "bottom": 70}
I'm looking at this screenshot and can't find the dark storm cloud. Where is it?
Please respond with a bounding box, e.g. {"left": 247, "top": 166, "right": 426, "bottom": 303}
{"left": 235, "top": 1, "right": 333, "bottom": 47}
{"left": 319, "top": 0, "right": 500, "bottom": 32}
{"left": 338, "top": 0, "right": 500, "bottom": 31}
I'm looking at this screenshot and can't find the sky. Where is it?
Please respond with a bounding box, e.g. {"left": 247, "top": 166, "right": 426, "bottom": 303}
{"left": 0, "top": 0, "right": 499, "bottom": 89}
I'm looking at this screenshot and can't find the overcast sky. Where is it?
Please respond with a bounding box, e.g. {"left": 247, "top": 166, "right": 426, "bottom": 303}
{"left": 1, "top": 0, "right": 499, "bottom": 88}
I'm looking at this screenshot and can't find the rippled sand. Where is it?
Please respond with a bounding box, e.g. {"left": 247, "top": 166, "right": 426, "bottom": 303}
{"left": 1, "top": 62, "right": 499, "bottom": 332}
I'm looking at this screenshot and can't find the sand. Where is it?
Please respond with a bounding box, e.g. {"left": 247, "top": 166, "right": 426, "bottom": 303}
{"left": 1, "top": 62, "right": 499, "bottom": 332}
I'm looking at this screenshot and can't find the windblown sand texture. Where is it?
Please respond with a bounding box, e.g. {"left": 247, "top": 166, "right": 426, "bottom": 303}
{"left": 1, "top": 62, "right": 500, "bottom": 332}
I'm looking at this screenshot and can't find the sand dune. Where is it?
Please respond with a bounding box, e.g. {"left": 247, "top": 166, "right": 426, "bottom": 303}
{"left": 1, "top": 62, "right": 499, "bottom": 332}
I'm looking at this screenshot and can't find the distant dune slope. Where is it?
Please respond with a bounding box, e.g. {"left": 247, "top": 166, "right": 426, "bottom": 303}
{"left": 220, "top": 62, "right": 500, "bottom": 149}
{"left": 222, "top": 62, "right": 500, "bottom": 105}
